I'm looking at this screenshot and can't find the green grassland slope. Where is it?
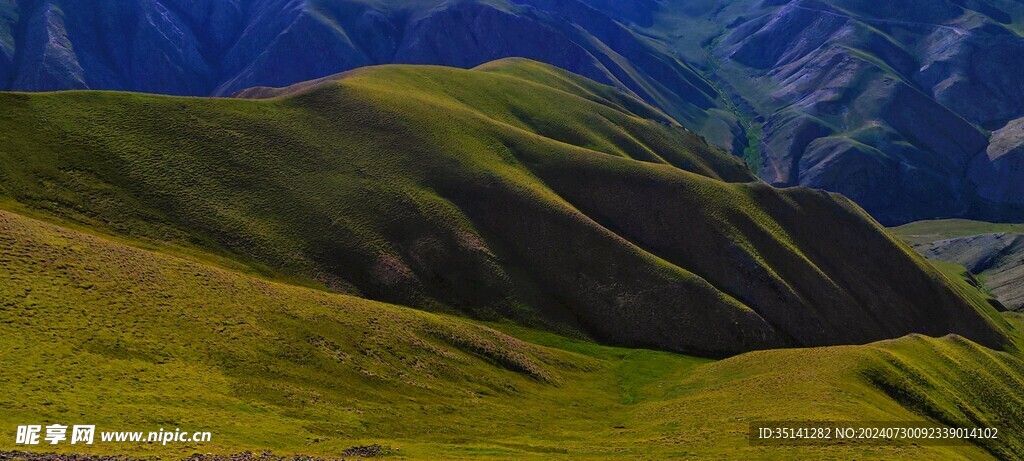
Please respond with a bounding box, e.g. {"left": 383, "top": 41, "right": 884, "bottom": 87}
{"left": 2, "top": 205, "right": 1024, "bottom": 459}
{"left": 0, "top": 58, "right": 1009, "bottom": 357}
{"left": 894, "top": 220, "right": 1024, "bottom": 311}
{"left": 894, "top": 220, "right": 1024, "bottom": 246}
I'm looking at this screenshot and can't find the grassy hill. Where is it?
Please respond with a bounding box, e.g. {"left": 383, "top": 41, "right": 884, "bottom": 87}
{"left": 0, "top": 59, "right": 1010, "bottom": 357}
{"left": 893, "top": 220, "right": 1024, "bottom": 246}
{"left": 2, "top": 60, "right": 1024, "bottom": 458}
{"left": 3, "top": 208, "right": 1024, "bottom": 460}
{"left": 894, "top": 220, "right": 1024, "bottom": 311}
{"left": 5, "top": 0, "right": 1024, "bottom": 227}
{"left": 0, "top": 0, "right": 738, "bottom": 148}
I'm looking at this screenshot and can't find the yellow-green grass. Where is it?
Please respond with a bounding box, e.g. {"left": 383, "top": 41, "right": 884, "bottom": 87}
{"left": 0, "top": 59, "right": 1008, "bottom": 356}
{"left": 892, "top": 219, "right": 1024, "bottom": 245}
{"left": 2, "top": 208, "right": 1024, "bottom": 460}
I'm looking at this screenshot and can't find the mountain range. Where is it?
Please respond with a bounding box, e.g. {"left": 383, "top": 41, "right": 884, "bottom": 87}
{"left": 6, "top": 2, "right": 1024, "bottom": 459}
{"left": 3, "top": 58, "right": 1024, "bottom": 459}
{"left": 1, "top": 0, "right": 1023, "bottom": 225}
{"left": 896, "top": 219, "right": 1024, "bottom": 311}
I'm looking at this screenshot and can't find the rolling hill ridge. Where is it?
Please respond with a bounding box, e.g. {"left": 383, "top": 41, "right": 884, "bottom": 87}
{"left": 4, "top": 0, "right": 1023, "bottom": 225}
{"left": 0, "top": 0, "right": 733, "bottom": 140}
{"left": 0, "top": 58, "right": 1010, "bottom": 356}
{"left": 2, "top": 172, "right": 1024, "bottom": 459}
{"left": 5, "top": 4, "right": 1024, "bottom": 459}
{"left": 895, "top": 220, "right": 1024, "bottom": 312}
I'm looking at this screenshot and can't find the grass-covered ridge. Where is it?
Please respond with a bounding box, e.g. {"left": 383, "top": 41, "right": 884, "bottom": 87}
{"left": 0, "top": 58, "right": 1010, "bottom": 356}
{"left": 893, "top": 219, "right": 1024, "bottom": 312}
{"left": 893, "top": 219, "right": 1024, "bottom": 245}
{"left": 2, "top": 208, "right": 1024, "bottom": 460}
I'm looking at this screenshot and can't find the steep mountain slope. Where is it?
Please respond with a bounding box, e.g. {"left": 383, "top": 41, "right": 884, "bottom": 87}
{"left": 970, "top": 116, "right": 1024, "bottom": 209}
{"left": 919, "top": 234, "right": 1024, "bottom": 311}
{"left": 646, "top": 0, "right": 1024, "bottom": 224}
{"left": 0, "top": 59, "right": 1009, "bottom": 356}
{"left": 895, "top": 220, "right": 1024, "bottom": 311}
{"left": 3, "top": 206, "right": 1024, "bottom": 459}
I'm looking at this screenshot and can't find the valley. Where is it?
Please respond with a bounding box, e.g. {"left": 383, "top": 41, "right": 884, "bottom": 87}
{"left": 2, "top": 201, "right": 1024, "bottom": 460}
{"left": 895, "top": 220, "right": 1024, "bottom": 312}
{"left": 2, "top": 3, "right": 1024, "bottom": 458}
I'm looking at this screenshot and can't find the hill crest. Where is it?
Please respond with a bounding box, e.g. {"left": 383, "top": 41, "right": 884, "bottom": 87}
{"left": 0, "top": 58, "right": 1009, "bottom": 356}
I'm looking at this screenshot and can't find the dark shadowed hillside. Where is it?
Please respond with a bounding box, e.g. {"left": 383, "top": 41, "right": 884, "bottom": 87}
{"left": 0, "top": 59, "right": 1009, "bottom": 356}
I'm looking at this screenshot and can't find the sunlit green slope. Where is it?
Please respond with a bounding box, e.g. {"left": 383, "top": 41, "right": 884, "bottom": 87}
{"left": 893, "top": 220, "right": 1024, "bottom": 246}
{"left": 0, "top": 59, "right": 1008, "bottom": 356}
{"left": 2, "top": 208, "right": 1024, "bottom": 460}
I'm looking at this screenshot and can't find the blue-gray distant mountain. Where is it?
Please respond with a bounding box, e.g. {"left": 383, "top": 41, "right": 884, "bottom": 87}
{"left": 2, "top": 0, "right": 1023, "bottom": 225}
{"left": 678, "top": 0, "right": 1024, "bottom": 225}
{"left": 0, "top": 0, "right": 731, "bottom": 139}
